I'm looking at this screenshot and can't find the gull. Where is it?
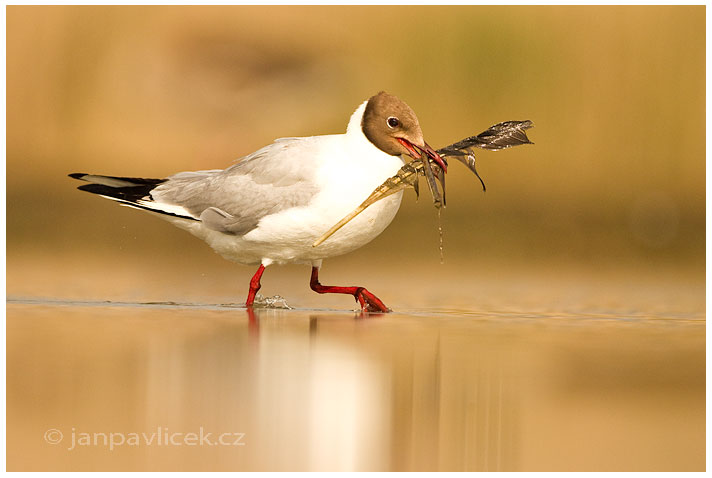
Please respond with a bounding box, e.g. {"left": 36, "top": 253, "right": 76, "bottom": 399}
{"left": 69, "top": 91, "right": 446, "bottom": 312}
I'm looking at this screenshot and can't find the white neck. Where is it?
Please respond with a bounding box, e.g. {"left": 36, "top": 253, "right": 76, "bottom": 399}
{"left": 345, "top": 100, "right": 369, "bottom": 136}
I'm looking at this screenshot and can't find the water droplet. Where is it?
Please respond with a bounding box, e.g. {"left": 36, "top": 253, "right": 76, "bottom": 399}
{"left": 437, "top": 209, "right": 444, "bottom": 264}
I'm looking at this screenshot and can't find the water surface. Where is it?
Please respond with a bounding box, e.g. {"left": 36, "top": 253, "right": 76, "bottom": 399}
{"left": 7, "top": 293, "right": 704, "bottom": 471}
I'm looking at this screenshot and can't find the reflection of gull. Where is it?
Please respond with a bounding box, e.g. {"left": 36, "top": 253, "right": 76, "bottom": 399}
{"left": 306, "top": 336, "right": 389, "bottom": 470}
{"left": 243, "top": 314, "right": 389, "bottom": 470}
{"left": 69, "top": 92, "right": 445, "bottom": 312}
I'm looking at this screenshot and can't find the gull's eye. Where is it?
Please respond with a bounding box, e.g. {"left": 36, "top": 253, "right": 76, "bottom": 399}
{"left": 387, "top": 117, "right": 400, "bottom": 129}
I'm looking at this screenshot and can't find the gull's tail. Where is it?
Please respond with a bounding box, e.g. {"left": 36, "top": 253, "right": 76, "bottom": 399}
{"left": 68, "top": 173, "right": 197, "bottom": 221}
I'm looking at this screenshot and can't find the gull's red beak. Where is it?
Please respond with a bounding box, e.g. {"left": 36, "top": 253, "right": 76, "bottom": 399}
{"left": 397, "top": 138, "right": 448, "bottom": 172}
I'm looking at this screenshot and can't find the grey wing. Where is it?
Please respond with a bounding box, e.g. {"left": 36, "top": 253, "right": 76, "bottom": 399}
{"left": 150, "top": 138, "right": 320, "bottom": 235}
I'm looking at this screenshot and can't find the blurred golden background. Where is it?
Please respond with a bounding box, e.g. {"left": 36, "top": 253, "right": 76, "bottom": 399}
{"left": 8, "top": 5, "right": 704, "bottom": 297}
{"left": 6, "top": 5, "right": 705, "bottom": 471}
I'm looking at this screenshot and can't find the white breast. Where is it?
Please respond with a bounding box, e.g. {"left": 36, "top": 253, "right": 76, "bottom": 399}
{"left": 238, "top": 133, "right": 406, "bottom": 264}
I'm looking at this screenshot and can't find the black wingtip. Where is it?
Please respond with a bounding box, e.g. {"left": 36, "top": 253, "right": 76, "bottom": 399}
{"left": 68, "top": 173, "right": 87, "bottom": 180}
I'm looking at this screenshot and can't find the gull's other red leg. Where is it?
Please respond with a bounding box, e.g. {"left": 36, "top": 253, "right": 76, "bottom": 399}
{"left": 245, "top": 264, "right": 266, "bottom": 307}
{"left": 309, "top": 266, "right": 390, "bottom": 313}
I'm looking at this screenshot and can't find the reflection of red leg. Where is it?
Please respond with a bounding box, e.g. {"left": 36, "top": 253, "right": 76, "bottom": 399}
{"left": 309, "top": 267, "right": 390, "bottom": 313}
{"left": 246, "top": 264, "right": 266, "bottom": 307}
{"left": 246, "top": 308, "right": 259, "bottom": 337}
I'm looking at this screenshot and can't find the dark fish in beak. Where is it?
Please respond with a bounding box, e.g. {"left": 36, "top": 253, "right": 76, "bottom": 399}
{"left": 437, "top": 120, "right": 534, "bottom": 192}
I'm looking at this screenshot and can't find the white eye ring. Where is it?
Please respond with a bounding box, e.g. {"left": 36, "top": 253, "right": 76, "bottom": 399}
{"left": 387, "top": 117, "right": 400, "bottom": 129}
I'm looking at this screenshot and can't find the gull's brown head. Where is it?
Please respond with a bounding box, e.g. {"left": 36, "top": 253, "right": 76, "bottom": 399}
{"left": 361, "top": 91, "right": 447, "bottom": 171}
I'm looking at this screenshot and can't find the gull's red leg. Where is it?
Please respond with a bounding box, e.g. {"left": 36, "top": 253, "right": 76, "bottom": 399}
{"left": 245, "top": 264, "right": 266, "bottom": 307}
{"left": 309, "top": 266, "right": 390, "bottom": 313}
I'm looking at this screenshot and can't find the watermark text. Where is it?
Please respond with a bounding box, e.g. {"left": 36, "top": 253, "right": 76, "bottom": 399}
{"left": 44, "top": 427, "right": 246, "bottom": 451}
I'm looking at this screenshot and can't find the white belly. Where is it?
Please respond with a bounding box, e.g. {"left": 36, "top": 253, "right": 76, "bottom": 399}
{"left": 168, "top": 186, "right": 403, "bottom": 266}
{"left": 204, "top": 190, "right": 401, "bottom": 265}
